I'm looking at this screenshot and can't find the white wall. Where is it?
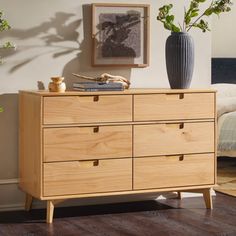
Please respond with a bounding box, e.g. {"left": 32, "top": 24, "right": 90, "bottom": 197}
{"left": 0, "top": 0, "right": 212, "bottom": 211}
{"left": 212, "top": 3, "right": 236, "bottom": 57}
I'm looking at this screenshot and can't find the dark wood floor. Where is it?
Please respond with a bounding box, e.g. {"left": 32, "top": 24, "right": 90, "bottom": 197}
{"left": 0, "top": 192, "right": 236, "bottom": 236}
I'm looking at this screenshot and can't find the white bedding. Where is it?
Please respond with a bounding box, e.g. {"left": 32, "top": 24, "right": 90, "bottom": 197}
{"left": 217, "top": 97, "right": 236, "bottom": 118}
{"left": 211, "top": 83, "right": 236, "bottom": 98}
{"left": 218, "top": 112, "right": 236, "bottom": 157}
{"left": 211, "top": 83, "right": 236, "bottom": 157}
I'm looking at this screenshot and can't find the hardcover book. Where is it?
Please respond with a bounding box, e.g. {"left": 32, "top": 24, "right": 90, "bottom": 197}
{"left": 73, "top": 81, "right": 124, "bottom": 91}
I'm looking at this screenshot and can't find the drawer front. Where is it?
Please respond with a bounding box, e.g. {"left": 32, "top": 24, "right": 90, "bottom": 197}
{"left": 43, "top": 158, "right": 132, "bottom": 196}
{"left": 43, "top": 95, "right": 132, "bottom": 124}
{"left": 134, "top": 154, "right": 215, "bottom": 190}
{"left": 134, "top": 122, "right": 214, "bottom": 157}
{"left": 44, "top": 125, "right": 132, "bottom": 162}
{"left": 134, "top": 93, "right": 215, "bottom": 121}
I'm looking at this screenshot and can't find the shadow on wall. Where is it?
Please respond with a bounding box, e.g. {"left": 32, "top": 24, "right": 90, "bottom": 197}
{"left": 0, "top": 94, "right": 18, "bottom": 179}
{"left": 2, "top": 5, "right": 132, "bottom": 89}
{"left": 63, "top": 4, "right": 132, "bottom": 89}
{"left": 2, "top": 12, "right": 82, "bottom": 76}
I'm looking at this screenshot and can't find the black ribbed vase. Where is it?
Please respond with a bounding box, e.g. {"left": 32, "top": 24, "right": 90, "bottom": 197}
{"left": 165, "top": 32, "right": 194, "bottom": 89}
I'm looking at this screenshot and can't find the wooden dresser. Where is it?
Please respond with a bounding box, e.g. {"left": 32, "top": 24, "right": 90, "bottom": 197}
{"left": 19, "top": 89, "right": 216, "bottom": 223}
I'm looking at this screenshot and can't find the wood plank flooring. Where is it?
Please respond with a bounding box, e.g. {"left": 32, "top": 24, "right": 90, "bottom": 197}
{"left": 0, "top": 192, "right": 236, "bottom": 236}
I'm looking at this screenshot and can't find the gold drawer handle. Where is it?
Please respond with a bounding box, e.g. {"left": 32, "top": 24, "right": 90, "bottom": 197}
{"left": 166, "top": 93, "right": 184, "bottom": 100}
{"left": 78, "top": 160, "right": 99, "bottom": 167}
{"left": 166, "top": 123, "right": 184, "bottom": 129}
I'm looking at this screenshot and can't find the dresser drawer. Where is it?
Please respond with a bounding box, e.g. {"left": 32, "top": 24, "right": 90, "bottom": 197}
{"left": 43, "top": 158, "right": 132, "bottom": 196}
{"left": 43, "top": 95, "right": 132, "bottom": 124}
{"left": 134, "top": 154, "right": 215, "bottom": 190}
{"left": 134, "top": 122, "right": 214, "bottom": 157}
{"left": 44, "top": 125, "right": 132, "bottom": 162}
{"left": 134, "top": 93, "right": 215, "bottom": 121}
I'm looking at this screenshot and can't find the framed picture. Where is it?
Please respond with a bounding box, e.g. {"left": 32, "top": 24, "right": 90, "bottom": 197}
{"left": 91, "top": 3, "right": 150, "bottom": 67}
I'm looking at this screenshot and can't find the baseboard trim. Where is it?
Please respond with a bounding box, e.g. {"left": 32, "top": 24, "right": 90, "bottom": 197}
{"left": 0, "top": 202, "right": 46, "bottom": 212}
{"left": 0, "top": 178, "right": 19, "bottom": 185}
{"left": 0, "top": 203, "right": 25, "bottom": 212}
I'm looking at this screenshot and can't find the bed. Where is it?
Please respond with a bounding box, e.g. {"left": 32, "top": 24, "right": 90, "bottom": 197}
{"left": 211, "top": 58, "right": 236, "bottom": 157}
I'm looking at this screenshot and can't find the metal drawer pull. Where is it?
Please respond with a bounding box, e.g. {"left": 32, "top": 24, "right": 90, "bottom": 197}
{"left": 179, "top": 123, "right": 184, "bottom": 129}
{"left": 93, "top": 126, "right": 99, "bottom": 133}
{"left": 93, "top": 95, "right": 99, "bottom": 102}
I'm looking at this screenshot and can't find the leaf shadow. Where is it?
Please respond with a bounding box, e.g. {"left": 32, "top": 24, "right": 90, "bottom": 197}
{"left": 1, "top": 12, "right": 82, "bottom": 72}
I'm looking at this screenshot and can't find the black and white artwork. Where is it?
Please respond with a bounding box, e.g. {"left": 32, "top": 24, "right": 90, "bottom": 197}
{"left": 98, "top": 12, "right": 141, "bottom": 58}
{"left": 92, "top": 4, "right": 149, "bottom": 67}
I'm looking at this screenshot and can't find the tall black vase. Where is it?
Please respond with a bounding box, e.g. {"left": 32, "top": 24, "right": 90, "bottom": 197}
{"left": 165, "top": 32, "right": 194, "bottom": 89}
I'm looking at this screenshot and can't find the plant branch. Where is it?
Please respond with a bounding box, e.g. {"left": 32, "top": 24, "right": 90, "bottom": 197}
{"left": 186, "top": 12, "right": 205, "bottom": 32}
{"left": 183, "top": 7, "right": 186, "bottom": 31}
{"left": 178, "top": 23, "right": 183, "bottom": 32}
{"left": 157, "top": 0, "right": 233, "bottom": 33}
{"left": 186, "top": 0, "right": 214, "bottom": 32}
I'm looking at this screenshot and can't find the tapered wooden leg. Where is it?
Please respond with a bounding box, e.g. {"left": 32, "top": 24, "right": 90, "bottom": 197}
{"left": 174, "top": 188, "right": 213, "bottom": 209}
{"left": 47, "top": 201, "right": 54, "bottom": 224}
{"left": 25, "top": 194, "right": 33, "bottom": 211}
{"left": 177, "top": 192, "right": 182, "bottom": 199}
{"left": 203, "top": 188, "right": 213, "bottom": 209}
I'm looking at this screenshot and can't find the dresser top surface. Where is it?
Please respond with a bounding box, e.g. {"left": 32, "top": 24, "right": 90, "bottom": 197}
{"left": 19, "top": 88, "right": 216, "bottom": 96}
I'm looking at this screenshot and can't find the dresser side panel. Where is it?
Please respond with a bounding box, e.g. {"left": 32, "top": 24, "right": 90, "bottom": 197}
{"left": 214, "top": 92, "right": 217, "bottom": 185}
{"left": 19, "top": 92, "right": 42, "bottom": 198}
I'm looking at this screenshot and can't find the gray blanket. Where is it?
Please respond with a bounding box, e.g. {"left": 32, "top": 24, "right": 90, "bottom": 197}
{"left": 218, "top": 111, "right": 236, "bottom": 152}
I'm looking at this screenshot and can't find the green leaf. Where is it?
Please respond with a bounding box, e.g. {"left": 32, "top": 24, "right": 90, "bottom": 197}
{"left": 204, "top": 8, "right": 213, "bottom": 16}
{"left": 190, "top": 2, "right": 199, "bottom": 9}
{"left": 166, "top": 15, "right": 174, "bottom": 23}
{"left": 172, "top": 25, "right": 181, "bottom": 32}
{"left": 157, "top": 4, "right": 179, "bottom": 32}
{"left": 0, "top": 19, "right": 11, "bottom": 32}
{"left": 3, "top": 41, "right": 14, "bottom": 48}
{"left": 0, "top": 11, "right": 11, "bottom": 32}
{"left": 192, "top": 19, "right": 210, "bottom": 32}
{"left": 185, "top": 16, "right": 191, "bottom": 25}
{"left": 164, "top": 22, "right": 172, "bottom": 30}
{"left": 167, "top": 4, "right": 173, "bottom": 10}
{"left": 191, "top": 12, "right": 199, "bottom": 17}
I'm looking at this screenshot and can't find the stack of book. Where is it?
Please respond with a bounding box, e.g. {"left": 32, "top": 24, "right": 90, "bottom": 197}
{"left": 73, "top": 81, "right": 124, "bottom": 91}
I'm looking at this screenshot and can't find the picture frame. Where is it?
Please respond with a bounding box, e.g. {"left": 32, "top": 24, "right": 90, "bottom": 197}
{"left": 91, "top": 3, "right": 150, "bottom": 68}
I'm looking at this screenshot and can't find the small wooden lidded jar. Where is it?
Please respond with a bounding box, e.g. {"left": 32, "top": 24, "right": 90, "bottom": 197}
{"left": 48, "top": 76, "right": 66, "bottom": 92}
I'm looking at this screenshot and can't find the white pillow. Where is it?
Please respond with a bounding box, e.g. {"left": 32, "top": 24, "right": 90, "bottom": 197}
{"left": 217, "top": 97, "right": 236, "bottom": 117}
{"left": 211, "top": 83, "right": 236, "bottom": 98}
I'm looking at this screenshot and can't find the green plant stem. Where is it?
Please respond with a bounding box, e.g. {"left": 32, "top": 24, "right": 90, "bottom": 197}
{"left": 183, "top": 7, "right": 187, "bottom": 32}
{"left": 186, "top": 12, "right": 205, "bottom": 32}
{"left": 186, "top": 1, "right": 214, "bottom": 32}
{"left": 178, "top": 23, "right": 183, "bottom": 32}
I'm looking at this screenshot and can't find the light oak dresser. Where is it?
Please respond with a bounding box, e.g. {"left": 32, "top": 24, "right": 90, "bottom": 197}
{"left": 19, "top": 89, "right": 216, "bottom": 223}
